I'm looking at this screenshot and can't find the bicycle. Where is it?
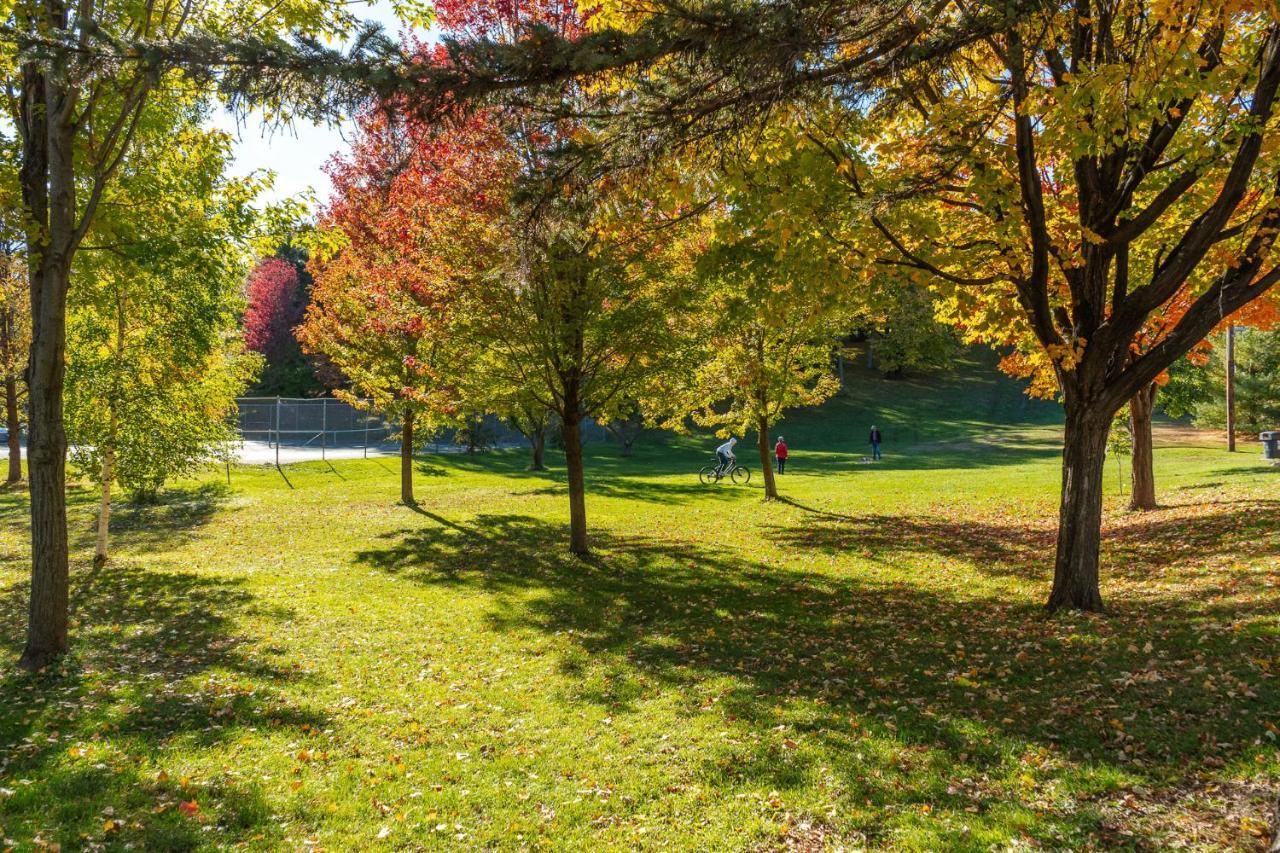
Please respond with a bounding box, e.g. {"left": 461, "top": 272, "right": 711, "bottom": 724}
{"left": 699, "top": 457, "right": 751, "bottom": 485}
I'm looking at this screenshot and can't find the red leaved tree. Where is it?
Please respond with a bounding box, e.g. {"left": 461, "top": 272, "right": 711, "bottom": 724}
{"left": 244, "top": 257, "right": 302, "bottom": 361}
{"left": 299, "top": 93, "right": 515, "bottom": 504}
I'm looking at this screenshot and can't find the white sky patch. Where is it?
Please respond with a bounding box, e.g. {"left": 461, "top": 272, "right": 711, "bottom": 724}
{"left": 208, "top": 0, "right": 431, "bottom": 207}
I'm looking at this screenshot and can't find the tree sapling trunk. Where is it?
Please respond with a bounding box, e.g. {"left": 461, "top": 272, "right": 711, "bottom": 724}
{"left": 400, "top": 410, "right": 415, "bottom": 505}
{"left": 562, "top": 413, "right": 588, "bottom": 555}
{"left": 5, "top": 374, "right": 20, "bottom": 484}
{"left": 757, "top": 417, "right": 777, "bottom": 499}
{"left": 94, "top": 448, "right": 112, "bottom": 568}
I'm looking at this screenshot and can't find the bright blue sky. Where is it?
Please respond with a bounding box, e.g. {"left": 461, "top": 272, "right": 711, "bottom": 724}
{"left": 207, "top": 1, "right": 425, "bottom": 206}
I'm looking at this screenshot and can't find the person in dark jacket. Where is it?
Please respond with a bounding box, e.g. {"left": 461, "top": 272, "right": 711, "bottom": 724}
{"left": 869, "top": 425, "right": 882, "bottom": 461}
{"left": 774, "top": 436, "right": 788, "bottom": 473}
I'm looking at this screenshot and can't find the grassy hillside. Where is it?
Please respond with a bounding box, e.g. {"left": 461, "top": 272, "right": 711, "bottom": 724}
{"left": 773, "top": 346, "right": 1062, "bottom": 452}
{"left": 0, "top": 353, "right": 1274, "bottom": 850}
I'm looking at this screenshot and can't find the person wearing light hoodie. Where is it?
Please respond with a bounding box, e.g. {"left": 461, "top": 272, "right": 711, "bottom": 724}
{"left": 715, "top": 436, "right": 738, "bottom": 476}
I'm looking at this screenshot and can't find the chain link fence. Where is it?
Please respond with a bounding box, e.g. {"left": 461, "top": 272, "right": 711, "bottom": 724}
{"left": 238, "top": 397, "right": 390, "bottom": 444}
{"left": 233, "top": 398, "right": 587, "bottom": 466}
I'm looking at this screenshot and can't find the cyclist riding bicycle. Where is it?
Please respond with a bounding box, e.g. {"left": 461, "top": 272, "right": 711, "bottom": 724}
{"left": 715, "top": 437, "right": 738, "bottom": 477}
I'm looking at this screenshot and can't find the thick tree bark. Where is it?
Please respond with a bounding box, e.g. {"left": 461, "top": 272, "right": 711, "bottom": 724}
{"left": 1128, "top": 384, "right": 1157, "bottom": 511}
{"left": 400, "top": 410, "right": 414, "bottom": 505}
{"left": 23, "top": 272, "right": 70, "bottom": 669}
{"left": 757, "top": 416, "right": 777, "bottom": 499}
{"left": 20, "top": 61, "right": 73, "bottom": 671}
{"left": 1047, "top": 406, "right": 1111, "bottom": 613}
{"left": 5, "top": 375, "right": 20, "bottom": 484}
{"left": 94, "top": 449, "right": 112, "bottom": 568}
{"left": 563, "top": 413, "right": 588, "bottom": 555}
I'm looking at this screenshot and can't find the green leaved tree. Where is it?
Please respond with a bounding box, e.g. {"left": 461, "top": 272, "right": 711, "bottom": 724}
{"left": 670, "top": 234, "right": 846, "bottom": 500}
{"left": 65, "top": 92, "right": 263, "bottom": 566}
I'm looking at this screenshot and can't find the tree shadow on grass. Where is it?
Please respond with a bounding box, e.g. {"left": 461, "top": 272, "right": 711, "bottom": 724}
{"left": 768, "top": 496, "right": 1280, "bottom": 606}
{"left": 354, "top": 511, "right": 1278, "bottom": 848}
{"left": 514, "top": 476, "right": 747, "bottom": 505}
{"left": 0, "top": 564, "right": 326, "bottom": 850}
{"left": 68, "top": 481, "right": 233, "bottom": 554}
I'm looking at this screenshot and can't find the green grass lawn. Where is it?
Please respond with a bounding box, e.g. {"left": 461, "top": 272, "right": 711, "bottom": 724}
{"left": 0, "top": 357, "right": 1277, "bottom": 850}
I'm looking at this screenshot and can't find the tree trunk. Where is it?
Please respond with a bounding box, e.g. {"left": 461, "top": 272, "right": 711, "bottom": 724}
{"left": 529, "top": 428, "right": 546, "bottom": 471}
{"left": 400, "top": 410, "right": 414, "bottom": 505}
{"left": 621, "top": 437, "right": 634, "bottom": 457}
{"left": 757, "top": 416, "right": 777, "bottom": 499}
{"left": 1226, "top": 325, "right": 1237, "bottom": 452}
{"left": 94, "top": 449, "right": 112, "bottom": 568}
{"left": 1047, "top": 406, "right": 1111, "bottom": 613}
{"left": 5, "top": 375, "right": 20, "bottom": 484}
{"left": 23, "top": 281, "right": 70, "bottom": 669}
{"left": 1128, "top": 384, "right": 1157, "bottom": 511}
{"left": 20, "top": 63, "right": 73, "bottom": 671}
{"left": 562, "top": 414, "right": 588, "bottom": 555}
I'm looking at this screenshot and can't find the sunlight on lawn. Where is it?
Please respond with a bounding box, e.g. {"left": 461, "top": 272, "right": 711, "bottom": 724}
{"left": 0, "top": 426, "right": 1275, "bottom": 850}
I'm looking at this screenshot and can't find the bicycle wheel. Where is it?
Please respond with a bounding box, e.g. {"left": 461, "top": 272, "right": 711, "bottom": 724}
{"left": 699, "top": 466, "right": 718, "bottom": 485}
{"left": 731, "top": 465, "right": 751, "bottom": 485}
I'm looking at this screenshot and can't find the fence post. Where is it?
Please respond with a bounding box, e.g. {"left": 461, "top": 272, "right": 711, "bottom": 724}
{"left": 363, "top": 416, "right": 370, "bottom": 458}
{"left": 275, "top": 396, "right": 281, "bottom": 468}
{"left": 321, "top": 397, "right": 327, "bottom": 462}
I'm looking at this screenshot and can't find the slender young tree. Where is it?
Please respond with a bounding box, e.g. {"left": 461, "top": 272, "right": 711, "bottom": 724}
{"left": 299, "top": 102, "right": 513, "bottom": 505}
{"left": 66, "top": 96, "right": 262, "bottom": 565}
{"left": 670, "top": 239, "right": 845, "bottom": 500}
{"left": 466, "top": 190, "right": 687, "bottom": 553}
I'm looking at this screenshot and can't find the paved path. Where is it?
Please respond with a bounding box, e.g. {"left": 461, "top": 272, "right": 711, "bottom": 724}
{"left": 234, "top": 439, "right": 400, "bottom": 465}
{"left": 232, "top": 439, "right": 526, "bottom": 465}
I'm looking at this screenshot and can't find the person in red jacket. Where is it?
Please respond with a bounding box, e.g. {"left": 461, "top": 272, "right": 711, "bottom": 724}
{"left": 774, "top": 436, "right": 789, "bottom": 474}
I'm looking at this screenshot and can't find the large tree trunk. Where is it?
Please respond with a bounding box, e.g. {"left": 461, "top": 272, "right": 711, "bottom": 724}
{"left": 5, "top": 375, "right": 20, "bottom": 484}
{"left": 400, "top": 410, "right": 414, "bottom": 505}
{"left": 23, "top": 271, "right": 70, "bottom": 669}
{"left": 1128, "top": 383, "right": 1157, "bottom": 511}
{"left": 562, "top": 413, "right": 588, "bottom": 556}
{"left": 94, "top": 449, "right": 112, "bottom": 568}
{"left": 757, "top": 416, "right": 777, "bottom": 499}
{"left": 20, "top": 63, "right": 73, "bottom": 671}
{"left": 1047, "top": 405, "right": 1111, "bottom": 613}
